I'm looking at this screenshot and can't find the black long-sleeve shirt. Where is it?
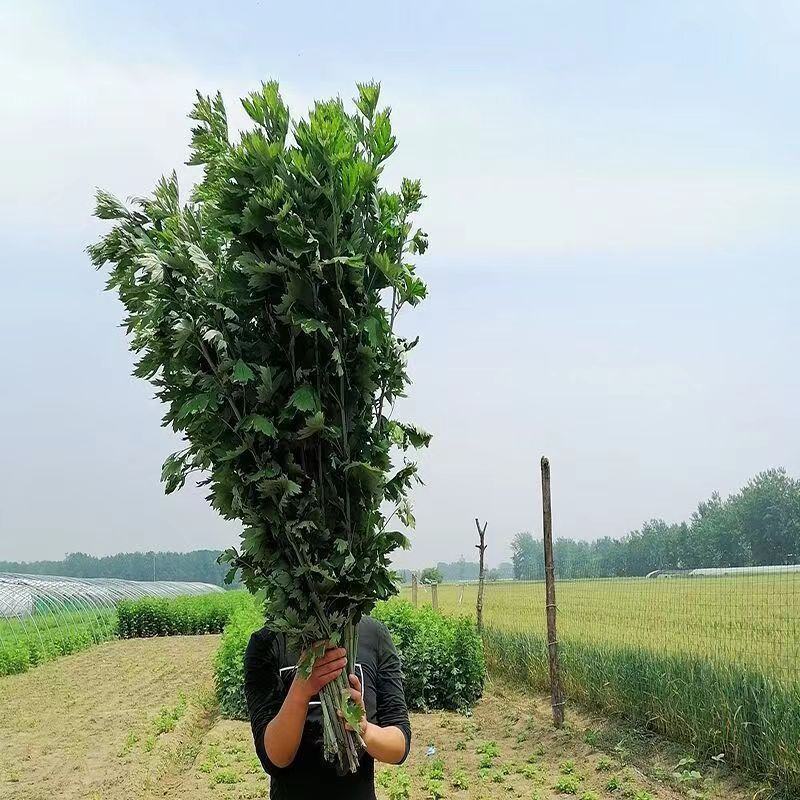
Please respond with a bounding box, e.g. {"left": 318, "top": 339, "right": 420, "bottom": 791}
{"left": 244, "top": 616, "right": 412, "bottom": 800}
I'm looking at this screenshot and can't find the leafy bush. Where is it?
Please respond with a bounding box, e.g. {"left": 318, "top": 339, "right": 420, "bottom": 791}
{"left": 116, "top": 592, "right": 248, "bottom": 638}
{"left": 215, "top": 600, "right": 266, "bottom": 719}
{"left": 0, "top": 612, "right": 117, "bottom": 677}
{"left": 91, "top": 79, "right": 431, "bottom": 774}
{"left": 215, "top": 598, "right": 484, "bottom": 719}
{"left": 371, "top": 600, "right": 484, "bottom": 711}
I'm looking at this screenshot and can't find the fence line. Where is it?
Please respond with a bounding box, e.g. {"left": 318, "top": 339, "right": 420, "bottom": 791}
{"left": 403, "top": 564, "right": 800, "bottom": 792}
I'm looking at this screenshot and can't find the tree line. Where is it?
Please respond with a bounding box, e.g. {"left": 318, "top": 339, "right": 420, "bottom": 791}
{"left": 0, "top": 550, "right": 235, "bottom": 586}
{"left": 512, "top": 468, "right": 800, "bottom": 579}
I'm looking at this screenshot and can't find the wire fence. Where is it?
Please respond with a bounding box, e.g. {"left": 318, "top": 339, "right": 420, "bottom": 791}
{"left": 403, "top": 563, "right": 800, "bottom": 791}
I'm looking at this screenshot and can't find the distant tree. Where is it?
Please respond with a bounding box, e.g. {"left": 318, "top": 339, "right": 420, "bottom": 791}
{"left": 393, "top": 568, "right": 413, "bottom": 586}
{"left": 0, "top": 550, "right": 238, "bottom": 586}
{"left": 511, "top": 532, "right": 543, "bottom": 580}
{"left": 495, "top": 561, "right": 514, "bottom": 579}
{"left": 419, "top": 567, "right": 443, "bottom": 584}
{"left": 485, "top": 568, "right": 500, "bottom": 582}
{"left": 435, "top": 559, "right": 480, "bottom": 581}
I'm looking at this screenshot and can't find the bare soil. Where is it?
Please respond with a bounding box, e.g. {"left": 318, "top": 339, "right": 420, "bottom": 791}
{"left": 0, "top": 637, "right": 766, "bottom": 800}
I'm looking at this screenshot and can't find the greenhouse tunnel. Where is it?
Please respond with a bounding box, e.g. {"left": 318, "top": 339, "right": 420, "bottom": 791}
{"left": 0, "top": 573, "right": 223, "bottom": 671}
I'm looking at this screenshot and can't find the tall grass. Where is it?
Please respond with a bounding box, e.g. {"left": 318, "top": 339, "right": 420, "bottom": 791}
{"left": 405, "top": 576, "right": 800, "bottom": 679}
{"left": 484, "top": 626, "right": 800, "bottom": 793}
{"left": 404, "top": 578, "right": 800, "bottom": 794}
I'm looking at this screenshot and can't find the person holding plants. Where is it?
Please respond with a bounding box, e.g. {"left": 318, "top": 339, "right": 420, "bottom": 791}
{"left": 245, "top": 615, "right": 411, "bottom": 799}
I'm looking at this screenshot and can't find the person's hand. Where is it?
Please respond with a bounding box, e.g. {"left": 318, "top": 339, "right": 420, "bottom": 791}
{"left": 338, "top": 673, "right": 368, "bottom": 736}
{"left": 292, "top": 644, "right": 347, "bottom": 702}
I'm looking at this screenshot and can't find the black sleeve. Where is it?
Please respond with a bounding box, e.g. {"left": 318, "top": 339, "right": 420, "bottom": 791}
{"left": 375, "top": 623, "right": 412, "bottom": 763}
{"left": 243, "top": 630, "right": 287, "bottom": 776}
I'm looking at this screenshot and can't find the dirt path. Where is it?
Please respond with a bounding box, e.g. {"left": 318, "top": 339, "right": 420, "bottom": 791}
{"left": 0, "top": 637, "right": 766, "bottom": 800}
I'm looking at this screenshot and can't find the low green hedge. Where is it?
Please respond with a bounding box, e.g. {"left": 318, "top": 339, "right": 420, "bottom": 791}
{"left": 372, "top": 600, "right": 485, "bottom": 711}
{"left": 215, "top": 600, "right": 266, "bottom": 718}
{"left": 116, "top": 591, "right": 249, "bottom": 638}
{"left": 0, "top": 612, "right": 117, "bottom": 677}
{"left": 214, "top": 598, "right": 485, "bottom": 720}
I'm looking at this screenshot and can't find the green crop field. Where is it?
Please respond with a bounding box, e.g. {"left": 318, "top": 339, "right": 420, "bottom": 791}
{"left": 0, "top": 610, "right": 117, "bottom": 675}
{"left": 405, "top": 575, "right": 800, "bottom": 681}
{"left": 0, "top": 592, "right": 248, "bottom": 677}
{"left": 404, "top": 576, "right": 800, "bottom": 792}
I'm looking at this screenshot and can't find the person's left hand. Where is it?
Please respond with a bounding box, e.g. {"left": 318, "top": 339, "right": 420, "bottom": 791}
{"left": 339, "top": 673, "right": 368, "bottom": 736}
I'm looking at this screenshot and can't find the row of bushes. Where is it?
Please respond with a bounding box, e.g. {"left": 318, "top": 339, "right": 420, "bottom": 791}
{"left": 116, "top": 592, "right": 249, "bottom": 638}
{"left": 0, "top": 593, "right": 244, "bottom": 677}
{"left": 214, "top": 599, "right": 486, "bottom": 720}
{"left": 372, "top": 600, "right": 485, "bottom": 712}
{"left": 0, "top": 614, "right": 117, "bottom": 676}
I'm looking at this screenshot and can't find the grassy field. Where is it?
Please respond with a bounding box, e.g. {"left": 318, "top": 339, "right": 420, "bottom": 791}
{"left": 405, "top": 575, "right": 800, "bottom": 681}
{"left": 404, "top": 577, "right": 800, "bottom": 792}
{"left": 0, "top": 636, "right": 764, "bottom": 800}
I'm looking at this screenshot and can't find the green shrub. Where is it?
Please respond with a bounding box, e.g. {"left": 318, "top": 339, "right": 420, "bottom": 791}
{"left": 0, "top": 643, "right": 30, "bottom": 676}
{"left": 116, "top": 592, "right": 248, "bottom": 638}
{"left": 215, "top": 601, "right": 266, "bottom": 719}
{"left": 214, "top": 597, "right": 485, "bottom": 719}
{"left": 554, "top": 773, "right": 581, "bottom": 794}
{"left": 0, "top": 611, "right": 117, "bottom": 677}
{"left": 371, "top": 600, "right": 485, "bottom": 711}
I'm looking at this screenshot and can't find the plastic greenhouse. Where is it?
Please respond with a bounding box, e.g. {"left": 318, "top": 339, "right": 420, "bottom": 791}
{"left": 0, "top": 573, "right": 224, "bottom": 674}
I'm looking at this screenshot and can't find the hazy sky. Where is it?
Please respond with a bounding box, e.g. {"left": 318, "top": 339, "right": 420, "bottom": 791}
{"left": 1, "top": 1, "right": 799, "bottom": 568}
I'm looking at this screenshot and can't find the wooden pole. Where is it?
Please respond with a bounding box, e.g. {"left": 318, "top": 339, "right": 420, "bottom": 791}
{"left": 474, "top": 518, "right": 487, "bottom": 632}
{"left": 411, "top": 572, "right": 418, "bottom": 607}
{"left": 431, "top": 582, "right": 438, "bottom": 611}
{"left": 541, "top": 456, "right": 565, "bottom": 727}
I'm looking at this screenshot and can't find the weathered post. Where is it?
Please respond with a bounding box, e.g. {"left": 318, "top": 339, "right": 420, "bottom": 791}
{"left": 541, "top": 456, "right": 565, "bottom": 727}
{"left": 411, "top": 572, "right": 418, "bottom": 607}
{"left": 474, "top": 518, "right": 488, "bottom": 632}
{"left": 431, "top": 582, "right": 439, "bottom": 611}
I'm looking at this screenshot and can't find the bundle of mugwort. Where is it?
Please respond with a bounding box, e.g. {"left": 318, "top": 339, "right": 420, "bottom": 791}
{"left": 90, "top": 81, "right": 430, "bottom": 773}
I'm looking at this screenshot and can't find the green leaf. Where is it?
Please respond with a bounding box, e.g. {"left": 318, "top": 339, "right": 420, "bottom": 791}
{"left": 136, "top": 252, "right": 165, "bottom": 282}
{"left": 93, "top": 189, "right": 128, "bottom": 220}
{"left": 177, "top": 393, "right": 212, "bottom": 419}
{"left": 387, "top": 421, "right": 432, "bottom": 450}
{"left": 372, "top": 252, "right": 402, "bottom": 283}
{"left": 354, "top": 81, "right": 380, "bottom": 120}
{"left": 242, "top": 415, "right": 277, "bottom": 437}
{"left": 385, "top": 530, "right": 411, "bottom": 550}
{"left": 341, "top": 690, "right": 365, "bottom": 728}
{"left": 344, "top": 461, "right": 384, "bottom": 493}
{"left": 186, "top": 243, "right": 213, "bottom": 275}
{"left": 288, "top": 385, "right": 319, "bottom": 413}
{"left": 219, "top": 443, "right": 248, "bottom": 462}
{"left": 398, "top": 499, "right": 416, "bottom": 529}
{"left": 295, "top": 317, "right": 332, "bottom": 340}
{"left": 297, "top": 641, "right": 327, "bottom": 679}
{"left": 297, "top": 411, "right": 325, "bottom": 440}
{"left": 233, "top": 359, "right": 255, "bottom": 383}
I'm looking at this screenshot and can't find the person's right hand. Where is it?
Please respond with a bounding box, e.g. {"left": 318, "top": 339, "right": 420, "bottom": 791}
{"left": 292, "top": 645, "right": 347, "bottom": 701}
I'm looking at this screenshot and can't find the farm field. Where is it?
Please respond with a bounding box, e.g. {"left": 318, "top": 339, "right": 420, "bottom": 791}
{"left": 405, "top": 576, "right": 800, "bottom": 790}
{"left": 0, "top": 610, "right": 116, "bottom": 675}
{"left": 0, "top": 591, "right": 248, "bottom": 676}
{"left": 406, "top": 575, "right": 800, "bottom": 680}
{"left": 0, "top": 635, "right": 762, "bottom": 800}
